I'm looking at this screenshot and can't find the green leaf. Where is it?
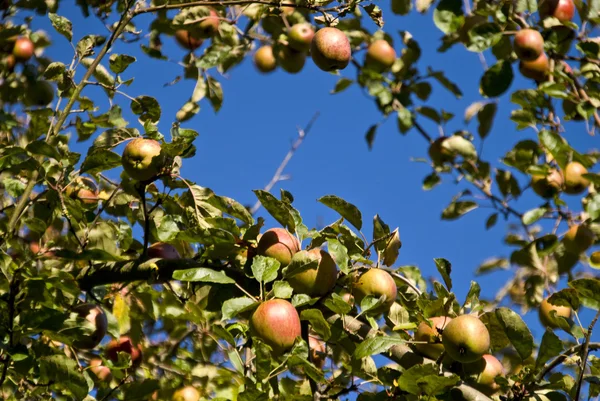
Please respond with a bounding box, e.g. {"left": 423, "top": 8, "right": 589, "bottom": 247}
{"left": 549, "top": 288, "right": 581, "bottom": 310}
{"left": 441, "top": 200, "right": 478, "bottom": 220}
{"left": 428, "top": 69, "right": 463, "bottom": 98}
{"left": 476, "top": 257, "right": 509, "bottom": 275}
{"left": 80, "top": 149, "right": 122, "bottom": 174}
{"left": 535, "top": 329, "right": 564, "bottom": 370}
{"left": 222, "top": 297, "right": 258, "bottom": 320}
{"left": 113, "top": 293, "right": 130, "bottom": 335}
{"left": 206, "top": 75, "right": 223, "bottom": 112}
{"left": 323, "top": 293, "right": 352, "bottom": 315}
{"left": 172, "top": 268, "right": 235, "bottom": 284}
{"left": 354, "top": 336, "right": 405, "bottom": 359}
{"left": 397, "top": 107, "right": 414, "bottom": 133}
{"left": 586, "top": 194, "right": 600, "bottom": 221}
{"left": 284, "top": 250, "right": 319, "bottom": 279}
{"left": 287, "top": 355, "right": 326, "bottom": 383}
{"left": 39, "top": 355, "right": 88, "bottom": 399}
{"left": 81, "top": 58, "right": 115, "bottom": 87}
{"left": 300, "top": 309, "right": 331, "bottom": 340}
{"left": 522, "top": 207, "right": 547, "bottom": 225}
{"left": 397, "top": 364, "right": 460, "bottom": 396}
{"left": 538, "top": 130, "right": 570, "bottom": 170}
{"left": 318, "top": 195, "right": 362, "bottom": 230}
{"left": 331, "top": 77, "right": 353, "bottom": 94}
{"left": 48, "top": 13, "right": 73, "bottom": 42}
{"left": 433, "top": 0, "right": 464, "bottom": 34}
{"left": 250, "top": 255, "right": 280, "bottom": 284}
{"left": 434, "top": 258, "right": 452, "bottom": 290}
{"left": 26, "top": 140, "right": 61, "bottom": 160}
{"left": 382, "top": 229, "right": 401, "bottom": 267}
{"left": 423, "top": 173, "right": 441, "bottom": 190}
{"left": 477, "top": 102, "right": 497, "bottom": 138}
{"left": 480, "top": 60, "right": 513, "bottom": 98}
{"left": 495, "top": 307, "right": 534, "bottom": 360}
{"left": 44, "top": 62, "right": 66, "bottom": 81}
{"left": 273, "top": 281, "right": 293, "bottom": 299}
{"left": 109, "top": 54, "right": 136, "bottom": 74}
{"left": 131, "top": 96, "right": 161, "bottom": 124}
{"left": 365, "top": 124, "right": 378, "bottom": 149}
{"left": 485, "top": 213, "right": 498, "bottom": 230}
{"left": 253, "top": 190, "right": 295, "bottom": 232}
{"left": 327, "top": 238, "right": 349, "bottom": 274}
{"left": 373, "top": 214, "right": 391, "bottom": 252}
{"left": 361, "top": 4, "right": 384, "bottom": 27}
{"left": 466, "top": 23, "right": 502, "bottom": 53}
{"left": 569, "top": 278, "right": 600, "bottom": 310}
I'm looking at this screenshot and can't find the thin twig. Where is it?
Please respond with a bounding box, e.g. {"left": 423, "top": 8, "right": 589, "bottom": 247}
{"left": 575, "top": 311, "right": 600, "bottom": 400}
{"left": 535, "top": 342, "right": 600, "bottom": 382}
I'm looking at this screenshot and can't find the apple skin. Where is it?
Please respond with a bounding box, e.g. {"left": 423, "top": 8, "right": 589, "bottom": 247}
{"left": 442, "top": 315, "right": 490, "bottom": 363}
{"left": 563, "top": 224, "right": 595, "bottom": 253}
{"left": 519, "top": 52, "right": 550, "bottom": 81}
{"left": 365, "top": 39, "right": 396, "bottom": 72}
{"left": 540, "top": 0, "right": 576, "bottom": 22}
{"left": 174, "top": 30, "right": 203, "bottom": 50}
{"left": 72, "top": 304, "right": 108, "bottom": 349}
{"left": 276, "top": 46, "right": 306, "bottom": 74}
{"left": 539, "top": 297, "right": 572, "bottom": 329}
{"left": 563, "top": 161, "right": 590, "bottom": 194}
{"left": 287, "top": 248, "right": 337, "bottom": 296}
{"left": 254, "top": 45, "right": 277, "bottom": 73}
{"left": 288, "top": 23, "right": 315, "bottom": 52}
{"left": 197, "top": 8, "right": 220, "bottom": 38}
{"left": 12, "top": 37, "right": 34, "bottom": 61}
{"left": 309, "top": 336, "right": 326, "bottom": 369}
{"left": 89, "top": 358, "right": 112, "bottom": 382}
{"left": 464, "top": 354, "right": 505, "bottom": 395}
{"left": 414, "top": 316, "right": 453, "bottom": 360}
{"left": 531, "top": 169, "right": 563, "bottom": 199}
{"left": 311, "top": 27, "right": 351, "bottom": 72}
{"left": 352, "top": 268, "right": 397, "bottom": 314}
{"left": 172, "top": 386, "right": 201, "bottom": 401}
{"left": 256, "top": 228, "right": 300, "bottom": 267}
{"left": 590, "top": 250, "right": 600, "bottom": 266}
{"left": 105, "top": 336, "right": 143, "bottom": 368}
{"left": 121, "top": 138, "right": 164, "bottom": 182}
{"left": 250, "top": 299, "right": 301, "bottom": 355}
{"left": 66, "top": 178, "right": 99, "bottom": 207}
{"left": 147, "top": 242, "right": 181, "bottom": 259}
{"left": 513, "top": 29, "right": 544, "bottom": 61}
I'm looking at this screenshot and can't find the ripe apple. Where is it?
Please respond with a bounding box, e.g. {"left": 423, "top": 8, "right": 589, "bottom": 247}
{"left": 24, "top": 80, "right": 54, "bottom": 107}
{"left": 365, "top": 39, "right": 396, "bottom": 72}
{"left": 519, "top": 52, "right": 550, "bottom": 81}
{"left": 563, "top": 224, "right": 595, "bottom": 253}
{"left": 563, "top": 161, "right": 590, "bottom": 194}
{"left": 250, "top": 299, "right": 301, "bottom": 354}
{"left": 287, "top": 248, "right": 337, "bottom": 296}
{"left": 66, "top": 178, "right": 99, "bottom": 207}
{"left": 352, "top": 268, "right": 397, "bottom": 314}
{"left": 276, "top": 45, "right": 306, "bottom": 74}
{"left": 464, "top": 354, "right": 504, "bottom": 395}
{"left": 12, "top": 37, "right": 34, "bottom": 62}
{"left": 288, "top": 23, "right": 315, "bottom": 52}
{"left": 121, "top": 138, "right": 164, "bottom": 182}
{"left": 311, "top": 27, "right": 351, "bottom": 72}
{"left": 257, "top": 228, "right": 300, "bottom": 267}
{"left": 174, "top": 30, "right": 203, "bottom": 50}
{"left": 531, "top": 169, "right": 563, "bottom": 198}
{"left": 539, "top": 0, "right": 576, "bottom": 22}
{"left": 254, "top": 45, "right": 277, "bottom": 73}
{"left": 197, "top": 8, "right": 220, "bottom": 38}
{"left": 147, "top": 242, "right": 181, "bottom": 259}
{"left": 414, "top": 316, "right": 453, "bottom": 360}
{"left": 89, "top": 358, "right": 112, "bottom": 382}
{"left": 539, "top": 297, "right": 572, "bottom": 329}
{"left": 309, "top": 336, "right": 326, "bottom": 369}
{"left": 172, "top": 386, "right": 200, "bottom": 401}
{"left": 442, "top": 315, "right": 490, "bottom": 363}
{"left": 72, "top": 304, "right": 108, "bottom": 349}
{"left": 513, "top": 29, "right": 544, "bottom": 61}
{"left": 105, "top": 336, "right": 143, "bottom": 368}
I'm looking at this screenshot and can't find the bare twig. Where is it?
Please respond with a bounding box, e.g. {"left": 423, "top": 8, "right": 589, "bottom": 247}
{"left": 535, "top": 342, "right": 600, "bottom": 382}
{"left": 575, "top": 311, "right": 600, "bottom": 400}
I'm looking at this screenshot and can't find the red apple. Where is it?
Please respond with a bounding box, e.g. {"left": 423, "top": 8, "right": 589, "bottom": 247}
{"left": 257, "top": 228, "right": 300, "bottom": 266}
{"left": 147, "top": 242, "right": 181, "bottom": 259}
{"left": 72, "top": 304, "right": 108, "bottom": 349}
{"left": 287, "top": 248, "right": 338, "bottom": 296}
{"left": 105, "top": 336, "right": 143, "bottom": 368}
{"left": 250, "top": 299, "right": 301, "bottom": 354}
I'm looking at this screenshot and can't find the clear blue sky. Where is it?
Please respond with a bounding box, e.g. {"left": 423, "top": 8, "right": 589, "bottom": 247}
{"left": 28, "top": 0, "right": 598, "bottom": 380}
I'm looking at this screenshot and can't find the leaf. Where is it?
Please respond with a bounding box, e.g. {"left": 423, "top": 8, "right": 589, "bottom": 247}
{"left": 441, "top": 200, "right": 478, "bottom": 220}
{"left": 486, "top": 213, "right": 498, "bottom": 230}
{"left": 416, "top": 0, "right": 435, "bottom": 12}
{"left": 109, "top": 54, "right": 136, "bottom": 74}
{"left": 39, "top": 355, "right": 88, "bottom": 399}
{"left": 434, "top": 258, "right": 452, "bottom": 290}
{"left": 354, "top": 336, "right": 405, "bottom": 359}
{"left": 477, "top": 102, "right": 497, "bottom": 138}
{"left": 495, "top": 307, "right": 534, "bottom": 360}
{"left": 206, "top": 75, "right": 223, "bottom": 112}
{"left": 253, "top": 190, "right": 295, "bottom": 231}
{"left": 300, "top": 309, "right": 331, "bottom": 340}
{"left": 323, "top": 293, "right": 352, "bottom": 315}
{"left": 476, "top": 257, "right": 509, "bottom": 275}
{"left": 318, "top": 195, "right": 362, "bottom": 230}
{"left": 172, "top": 268, "right": 235, "bottom": 284}
{"left": 81, "top": 58, "right": 115, "bottom": 87}
{"left": 433, "top": 0, "right": 464, "bottom": 34}
{"left": 569, "top": 278, "right": 600, "bottom": 310}
{"left": 26, "top": 140, "right": 61, "bottom": 160}
{"left": 113, "top": 293, "right": 130, "bottom": 335}
{"left": 423, "top": 173, "right": 441, "bottom": 190}
{"left": 284, "top": 250, "right": 319, "bottom": 279}
{"left": 44, "top": 62, "right": 66, "bottom": 80}
{"left": 48, "top": 13, "right": 73, "bottom": 42}
{"left": 327, "top": 238, "right": 349, "bottom": 274}
{"left": 428, "top": 69, "right": 463, "bottom": 98}
{"left": 382, "top": 229, "right": 402, "bottom": 267}
{"left": 131, "top": 96, "right": 161, "bottom": 124}
{"left": 361, "top": 4, "right": 384, "bottom": 27}
{"left": 250, "top": 255, "right": 280, "bottom": 284}
{"left": 538, "top": 130, "right": 569, "bottom": 170}
{"left": 548, "top": 289, "right": 581, "bottom": 310}
{"left": 535, "top": 330, "right": 564, "bottom": 370}
{"left": 397, "top": 364, "right": 460, "bottom": 396}
{"left": 365, "top": 124, "right": 378, "bottom": 150}
{"left": 331, "top": 77, "right": 353, "bottom": 94}
{"left": 221, "top": 297, "right": 258, "bottom": 320}
{"left": 273, "top": 281, "right": 293, "bottom": 299}
{"left": 397, "top": 107, "right": 414, "bottom": 133}
{"left": 373, "top": 214, "right": 391, "bottom": 252}
{"left": 522, "top": 207, "right": 547, "bottom": 225}
{"left": 480, "top": 61, "right": 513, "bottom": 98}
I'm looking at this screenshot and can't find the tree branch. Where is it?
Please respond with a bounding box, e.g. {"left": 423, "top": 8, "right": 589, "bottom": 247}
{"left": 134, "top": 0, "right": 327, "bottom": 16}
{"left": 535, "top": 342, "right": 600, "bottom": 382}
{"left": 575, "top": 311, "right": 600, "bottom": 400}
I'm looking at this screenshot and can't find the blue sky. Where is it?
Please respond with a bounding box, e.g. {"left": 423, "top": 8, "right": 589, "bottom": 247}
{"left": 26, "top": 0, "right": 598, "bottom": 389}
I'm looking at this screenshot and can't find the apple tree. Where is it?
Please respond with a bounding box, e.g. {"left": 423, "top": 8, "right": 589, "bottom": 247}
{"left": 0, "top": 0, "right": 600, "bottom": 400}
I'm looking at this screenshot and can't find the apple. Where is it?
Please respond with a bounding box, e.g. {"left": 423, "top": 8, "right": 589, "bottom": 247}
{"left": 105, "top": 336, "right": 143, "bottom": 368}
{"left": 89, "top": 358, "right": 112, "bottom": 382}
{"left": 539, "top": 0, "right": 576, "bottom": 22}
{"left": 197, "top": 8, "right": 220, "bottom": 38}
{"left": 311, "top": 27, "right": 351, "bottom": 71}
{"left": 254, "top": 45, "right": 277, "bottom": 73}
{"left": 563, "top": 224, "right": 595, "bottom": 253}
{"left": 276, "top": 45, "right": 306, "bottom": 74}
{"left": 519, "top": 52, "right": 550, "bottom": 81}
{"left": 4, "top": 54, "right": 15, "bottom": 71}
{"left": 147, "top": 242, "right": 181, "bottom": 259}
{"left": 442, "top": 315, "right": 490, "bottom": 363}
{"left": 590, "top": 250, "right": 600, "bottom": 266}
{"left": 66, "top": 178, "right": 99, "bottom": 207}
{"left": 563, "top": 161, "right": 590, "bottom": 194}
{"left": 172, "top": 386, "right": 200, "bottom": 401}
{"left": 531, "top": 169, "right": 563, "bottom": 198}
{"left": 309, "top": 336, "right": 326, "bottom": 369}
{"left": 539, "top": 297, "right": 572, "bottom": 329}
{"left": 287, "top": 248, "right": 337, "bottom": 296}
{"left": 288, "top": 23, "right": 315, "bottom": 52}
{"left": 250, "top": 299, "right": 301, "bottom": 354}
{"left": 72, "top": 304, "right": 108, "bottom": 349}
{"left": 365, "top": 39, "right": 396, "bottom": 72}
{"left": 257, "top": 227, "right": 300, "bottom": 267}
{"left": 121, "top": 138, "right": 164, "bottom": 182}
{"left": 24, "top": 80, "right": 54, "bottom": 107}
{"left": 464, "top": 354, "right": 504, "bottom": 395}
{"left": 513, "top": 29, "right": 544, "bottom": 61}
{"left": 174, "top": 30, "right": 203, "bottom": 50}
{"left": 352, "top": 268, "right": 397, "bottom": 314}
{"left": 12, "top": 37, "right": 34, "bottom": 62}
{"left": 414, "top": 316, "right": 453, "bottom": 360}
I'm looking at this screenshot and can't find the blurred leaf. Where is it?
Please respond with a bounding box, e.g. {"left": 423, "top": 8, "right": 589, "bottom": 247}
{"left": 441, "top": 200, "right": 477, "bottom": 220}
{"left": 480, "top": 61, "right": 513, "bottom": 98}
{"left": 332, "top": 78, "right": 353, "bottom": 94}
{"left": 477, "top": 102, "right": 497, "bottom": 138}
{"left": 522, "top": 207, "right": 547, "bottom": 225}
{"left": 39, "top": 355, "right": 88, "bottom": 399}
{"left": 365, "top": 124, "right": 378, "bottom": 149}
{"left": 569, "top": 278, "right": 600, "bottom": 310}
{"left": 433, "top": 0, "right": 464, "bottom": 34}
{"left": 382, "top": 229, "right": 402, "bottom": 267}
{"left": 114, "top": 293, "right": 130, "bottom": 335}
{"left": 476, "top": 257, "right": 509, "bottom": 275}
{"left": 362, "top": 4, "right": 384, "bottom": 27}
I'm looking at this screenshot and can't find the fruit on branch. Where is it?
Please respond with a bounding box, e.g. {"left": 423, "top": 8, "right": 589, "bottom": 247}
{"left": 66, "top": 177, "right": 99, "bottom": 207}
{"left": 147, "top": 242, "right": 181, "bottom": 259}
{"left": 442, "top": 315, "right": 490, "bottom": 363}
{"left": 105, "top": 336, "right": 143, "bottom": 368}
{"left": 519, "top": 52, "right": 550, "bottom": 81}
{"left": 257, "top": 227, "right": 300, "bottom": 267}
{"left": 539, "top": 0, "right": 576, "bottom": 22}
{"left": 309, "top": 336, "right": 326, "bottom": 369}
{"left": 121, "top": 138, "right": 164, "bottom": 182}
{"left": 513, "top": 29, "right": 544, "bottom": 61}
{"left": 352, "top": 268, "right": 397, "bottom": 314}
{"left": 24, "top": 80, "right": 54, "bottom": 107}
{"left": 174, "top": 30, "right": 203, "bottom": 50}
{"left": 563, "top": 223, "right": 595, "bottom": 253}
{"left": 590, "top": 250, "right": 600, "bottom": 266}
{"left": 287, "top": 248, "right": 337, "bottom": 296}
{"left": 197, "top": 8, "right": 220, "bottom": 38}
{"left": 12, "top": 37, "right": 34, "bottom": 61}
{"left": 288, "top": 23, "right": 315, "bottom": 52}
{"left": 72, "top": 304, "right": 108, "bottom": 349}
{"left": 563, "top": 161, "right": 590, "bottom": 194}
{"left": 276, "top": 45, "right": 306, "bottom": 74}
{"left": 365, "top": 39, "right": 396, "bottom": 72}
{"left": 250, "top": 299, "right": 301, "bottom": 354}
{"left": 464, "top": 354, "right": 505, "bottom": 395}
{"left": 531, "top": 169, "right": 563, "bottom": 199}
{"left": 254, "top": 45, "right": 277, "bottom": 73}
{"left": 172, "top": 386, "right": 201, "bottom": 401}
{"left": 89, "top": 358, "right": 112, "bottom": 382}
{"left": 414, "top": 316, "right": 453, "bottom": 359}
{"left": 539, "top": 297, "right": 572, "bottom": 329}
{"left": 311, "top": 27, "right": 351, "bottom": 72}
{"left": 440, "top": 135, "right": 477, "bottom": 160}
